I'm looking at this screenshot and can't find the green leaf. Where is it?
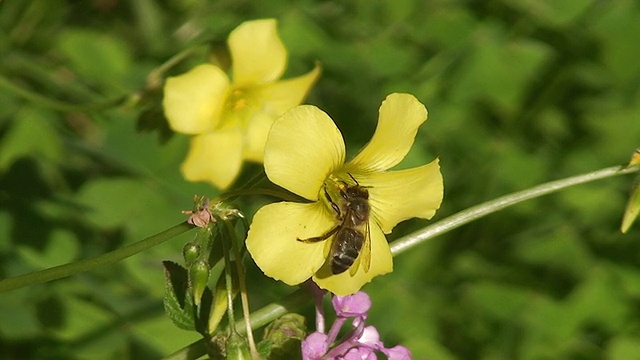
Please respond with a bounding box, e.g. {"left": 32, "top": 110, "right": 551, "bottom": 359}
{"left": 74, "top": 177, "right": 180, "bottom": 241}
{"left": 591, "top": 1, "right": 640, "bottom": 82}
{"left": 464, "top": 281, "right": 533, "bottom": 321}
{"left": 0, "top": 107, "right": 63, "bottom": 171}
{"left": 505, "top": 0, "right": 594, "bottom": 25}
{"left": 0, "top": 289, "right": 41, "bottom": 339}
{"left": 16, "top": 229, "right": 80, "bottom": 269}
{"left": 607, "top": 336, "right": 640, "bottom": 360}
{"left": 452, "top": 23, "right": 553, "bottom": 115}
{"left": 55, "top": 29, "right": 132, "bottom": 92}
{"left": 162, "top": 260, "right": 196, "bottom": 331}
{"left": 163, "top": 260, "right": 214, "bottom": 335}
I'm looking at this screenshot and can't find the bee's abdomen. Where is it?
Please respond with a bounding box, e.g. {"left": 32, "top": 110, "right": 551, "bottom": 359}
{"left": 331, "top": 228, "right": 364, "bottom": 274}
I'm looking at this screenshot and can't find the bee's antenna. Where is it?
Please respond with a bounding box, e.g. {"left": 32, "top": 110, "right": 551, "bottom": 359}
{"left": 347, "top": 172, "right": 359, "bottom": 185}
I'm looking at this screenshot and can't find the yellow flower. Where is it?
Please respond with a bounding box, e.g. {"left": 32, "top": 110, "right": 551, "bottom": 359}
{"left": 163, "top": 19, "right": 320, "bottom": 189}
{"left": 246, "top": 93, "right": 444, "bottom": 295}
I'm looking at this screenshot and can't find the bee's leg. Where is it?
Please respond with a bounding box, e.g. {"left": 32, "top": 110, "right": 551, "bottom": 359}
{"left": 324, "top": 183, "right": 341, "bottom": 218}
{"left": 297, "top": 225, "right": 340, "bottom": 243}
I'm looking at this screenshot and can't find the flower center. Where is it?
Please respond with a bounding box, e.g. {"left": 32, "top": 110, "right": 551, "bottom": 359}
{"left": 219, "top": 87, "right": 257, "bottom": 131}
{"left": 227, "top": 88, "right": 249, "bottom": 111}
{"left": 321, "top": 173, "right": 369, "bottom": 221}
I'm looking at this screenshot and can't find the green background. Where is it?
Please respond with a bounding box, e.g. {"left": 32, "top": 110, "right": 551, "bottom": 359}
{"left": 1, "top": 0, "right": 640, "bottom": 359}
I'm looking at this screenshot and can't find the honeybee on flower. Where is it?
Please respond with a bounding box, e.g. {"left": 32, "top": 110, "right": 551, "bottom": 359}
{"left": 246, "top": 93, "right": 444, "bottom": 295}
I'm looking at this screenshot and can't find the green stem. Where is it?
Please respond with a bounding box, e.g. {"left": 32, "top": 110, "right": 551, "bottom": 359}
{"left": 145, "top": 45, "right": 207, "bottom": 89}
{"left": 0, "top": 222, "right": 193, "bottom": 293}
{"left": 390, "top": 164, "right": 640, "bottom": 256}
{"left": 164, "top": 288, "right": 309, "bottom": 360}
{"left": 220, "top": 225, "right": 237, "bottom": 334}
{"left": 225, "top": 219, "right": 260, "bottom": 358}
{"left": 0, "top": 73, "right": 127, "bottom": 112}
{"left": 218, "top": 188, "right": 302, "bottom": 203}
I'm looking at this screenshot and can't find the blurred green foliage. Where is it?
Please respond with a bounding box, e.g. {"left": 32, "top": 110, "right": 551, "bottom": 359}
{"left": 1, "top": 0, "right": 639, "bottom": 359}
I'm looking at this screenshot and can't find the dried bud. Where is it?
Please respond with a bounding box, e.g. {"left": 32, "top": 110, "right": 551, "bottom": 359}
{"left": 182, "top": 196, "right": 215, "bottom": 227}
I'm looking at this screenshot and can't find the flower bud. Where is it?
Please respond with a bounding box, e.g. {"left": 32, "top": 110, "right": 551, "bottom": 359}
{"left": 189, "top": 259, "right": 210, "bottom": 306}
{"left": 225, "top": 332, "right": 252, "bottom": 360}
{"left": 182, "top": 242, "right": 200, "bottom": 266}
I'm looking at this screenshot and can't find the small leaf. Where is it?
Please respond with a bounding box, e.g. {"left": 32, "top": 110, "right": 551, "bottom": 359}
{"left": 195, "top": 286, "right": 214, "bottom": 336}
{"left": 162, "top": 261, "right": 195, "bottom": 331}
{"left": 621, "top": 175, "right": 640, "bottom": 233}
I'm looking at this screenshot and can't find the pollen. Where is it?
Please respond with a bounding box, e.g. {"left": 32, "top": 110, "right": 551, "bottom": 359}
{"left": 227, "top": 89, "right": 248, "bottom": 111}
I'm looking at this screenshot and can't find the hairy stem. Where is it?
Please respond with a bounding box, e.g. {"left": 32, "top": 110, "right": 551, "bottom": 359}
{"left": 225, "top": 219, "right": 260, "bottom": 358}
{"left": 0, "top": 73, "right": 127, "bottom": 112}
{"left": 390, "top": 164, "right": 639, "bottom": 256}
{"left": 0, "top": 222, "right": 193, "bottom": 293}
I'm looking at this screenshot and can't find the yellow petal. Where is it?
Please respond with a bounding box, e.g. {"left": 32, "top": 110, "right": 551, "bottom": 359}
{"left": 313, "top": 223, "right": 392, "bottom": 296}
{"left": 242, "top": 65, "right": 322, "bottom": 162}
{"left": 229, "top": 19, "right": 287, "bottom": 85}
{"left": 246, "top": 201, "right": 336, "bottom": 285}
{"left": 264, "top": 105, "right": 345, "bottom": 200}
{"left": 364, "top": 159, "right": 443, "bottom": 234}
{"left": 163, "top": 64, "right": 229, "bottom": 134}
{"left": 349, "top": 93, "right": 428, "bottom": 172}
{"left": 255, "top": 64, "right": 321, "bottom": 115}
{"left": 243, "top": 111, "right": 274, "bottom": 162}
{"left": 181, "top": 128, "right": 243, "bottom": 189}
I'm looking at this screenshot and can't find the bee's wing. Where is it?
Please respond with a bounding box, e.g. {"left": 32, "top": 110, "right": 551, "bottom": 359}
{"left": 362, "top": 219, "right": 372, "bottom": 273}
{"left": 349, "top": 219, "right": 372, "bottom": 276}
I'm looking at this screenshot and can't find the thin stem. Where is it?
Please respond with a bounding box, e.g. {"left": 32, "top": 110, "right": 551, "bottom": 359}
{"left": 238, "top": 288, "right": 310, "bottom": 332}
{"left": 304, "top": 281, "right": 327, "bottom": 333}
{"left": 390, "top": 164, "right": 640, "bottom": 256}
{"left": 0, "top": 73, "right": 127, "bottom": 112}
{"left": 225, "top": 219, "right": 260, "bottom": 359}
{"left": 0, "top": 222, "right": 193, "bottom": 293}
{"left": 324, "top": 317, "right": 365, "bottom": 359}
{"left": 218, "top": 187, "right": 302, "bottom": 203}
{"left": 325, "top": 317, "right": 347, "bottom": 347}
{"left": 146, "top": 45, "right": 207, "bottom": 89}
{"left": 220, "top": 226, "right": 237, "bottom": 334}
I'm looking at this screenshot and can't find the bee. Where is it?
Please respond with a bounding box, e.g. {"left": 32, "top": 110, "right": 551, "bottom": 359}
{"left": 298, "top": 174, "right": 372, "bottom": 275}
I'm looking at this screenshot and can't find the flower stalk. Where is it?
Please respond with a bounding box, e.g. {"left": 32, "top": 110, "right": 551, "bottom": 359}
{"left": 224, "top": 219, "right": 261, "bottom": 359}
{"left": 0, "top": 222, "right": 193, "bottom": 293}
{"left": 391, "top": 164, "right": 640, "bottom": 256}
